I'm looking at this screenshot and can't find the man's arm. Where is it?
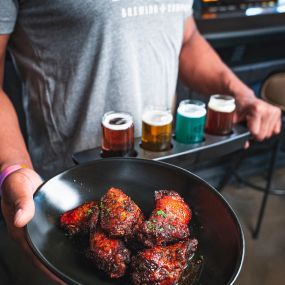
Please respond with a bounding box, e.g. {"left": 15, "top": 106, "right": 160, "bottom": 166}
{"left": 0, "top": 34, "right": 41, "bottom": 228}
{"left": 0, "top": 34, "right": 66, "bottom": 284}
{"left": 179, "top": 17, "right": 281, "bottom": 141}
{"left": 0, "top": 35, "right": 33, "bottom": 171}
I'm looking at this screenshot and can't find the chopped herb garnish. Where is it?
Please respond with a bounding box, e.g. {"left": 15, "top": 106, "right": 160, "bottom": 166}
{"left": 87, "top": 209, "right": 93, "bottom": 215}
{"left": 156, "top": 209, "right": 167, "bottom": 218}
{"left": 146, "top": 221, "right": 156, "bottom": 230}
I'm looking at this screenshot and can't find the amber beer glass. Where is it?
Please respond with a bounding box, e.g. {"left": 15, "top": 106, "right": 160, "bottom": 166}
{"left": 205, "top": 95, "right": 236, "bottom": 135}
{"left": 141, "top": 107, "right": 173, "bottom": 151}
{"left": 101, "top": 111, "right": 134, "bottom": 157}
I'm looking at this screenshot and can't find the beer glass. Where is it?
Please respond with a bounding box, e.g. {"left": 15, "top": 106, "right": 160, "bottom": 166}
{"left": 175, "top": 99, "right": 206, "bottom": 144}
{"left": 141, "top": 106, "right": 173, "bottom": 151}
{"left": 101, "top": 111, "right": 134, "bottom": 157}
{"left": 205, "top": 95, "right": 236, "bottom": 135}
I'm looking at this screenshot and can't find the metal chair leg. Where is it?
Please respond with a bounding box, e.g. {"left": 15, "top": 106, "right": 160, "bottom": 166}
{"left": 252, "top": 137, "right": 281, "bottom": 239}
{"left": 217, "top": 149, "right": 246, "bottom": 192}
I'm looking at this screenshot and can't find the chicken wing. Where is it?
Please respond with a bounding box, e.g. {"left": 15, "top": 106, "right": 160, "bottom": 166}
{"left": 100, "top": 187, "right": 144, "bottom": 237}
{"left": 87, "top": 228, "right": 131, "bottom": 279}
{"left": 59, "top": 201, "right": 99, "bottom": 236}
{"left": 138, "top": 190, "right": 191, "bottom": 247}
{"left": 131, "top": 239, "right": 198, "bottom": 285}
{"left": 124, "top": 210, "right": 145, "bottom": 251}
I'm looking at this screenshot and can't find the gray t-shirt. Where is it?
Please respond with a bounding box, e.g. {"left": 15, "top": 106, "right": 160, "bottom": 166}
{"left": 0, "top": 0, "right": 193, "bottom": 178}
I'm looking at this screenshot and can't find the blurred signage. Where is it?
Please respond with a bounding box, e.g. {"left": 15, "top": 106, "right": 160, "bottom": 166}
{"left": 195, "top": 0, "right": 282, "bottom": 18}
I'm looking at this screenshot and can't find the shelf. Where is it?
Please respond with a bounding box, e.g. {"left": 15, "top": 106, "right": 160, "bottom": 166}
{"left": 196, "top": 11, "right": 285, "bottom": 44}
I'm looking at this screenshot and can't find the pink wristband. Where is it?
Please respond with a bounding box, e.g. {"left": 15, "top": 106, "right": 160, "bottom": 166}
{"left": 0, "top": 164, "right": 27, "bottom": 195}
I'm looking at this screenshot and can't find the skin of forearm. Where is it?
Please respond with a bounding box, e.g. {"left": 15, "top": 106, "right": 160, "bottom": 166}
{"left": 0, "top": 89, "right": 32, "bottom": 172}
{"left": 178, "top": 27, "right": 254, "bottom": 99}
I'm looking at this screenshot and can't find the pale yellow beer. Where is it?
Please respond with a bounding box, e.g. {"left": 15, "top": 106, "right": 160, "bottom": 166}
{"left": 141, "top": 108, "right": 173, "bottom": 151}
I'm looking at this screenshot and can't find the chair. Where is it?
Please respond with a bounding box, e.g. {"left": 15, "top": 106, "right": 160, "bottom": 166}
{"left": 218, "top": 72, "right": 285, "bottom": 239}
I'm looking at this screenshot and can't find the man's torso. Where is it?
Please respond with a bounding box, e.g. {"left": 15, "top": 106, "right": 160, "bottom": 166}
{"left": 4, "top": 0, "right": 193, "bottom": 177}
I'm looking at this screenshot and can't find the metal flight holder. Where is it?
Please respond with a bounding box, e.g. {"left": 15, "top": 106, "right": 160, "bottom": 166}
{"left": 72, "top": 123, "right": 250, "bottom": 169}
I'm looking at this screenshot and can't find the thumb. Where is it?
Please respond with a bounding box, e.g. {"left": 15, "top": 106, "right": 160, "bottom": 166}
{"left": 14, "top": 193, "right": 35, "bottom": 227}
{"left": 13, "top": 169, "right": 43, "bottom": 227}
{"left": 2, "top": 168, "right": 42, "bottom": 228}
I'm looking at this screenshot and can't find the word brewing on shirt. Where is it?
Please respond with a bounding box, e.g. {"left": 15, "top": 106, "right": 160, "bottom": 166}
{"left": 120, "top": 3, "right": 192, "bottom": 18}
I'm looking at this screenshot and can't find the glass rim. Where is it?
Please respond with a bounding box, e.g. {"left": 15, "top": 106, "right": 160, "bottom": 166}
{"left": 177, "top": 103, "right": 207, "bottom": 118}
{"left": 102, "top": 111, "right": 133, "bottom": 130}
{"left": 143, "top": 104, "right": 172, "bottom": 110}
{"left": 142, "top": 109, "right": 173, "bottom": 126}
{"left": 179, "top": 99, "right": 206, "bottom": 108}
{"left": 102, "top": 111, "right": 133, "bottom": 121}
{"left": 210, "top": 94, "right": 235, "bottom": 103}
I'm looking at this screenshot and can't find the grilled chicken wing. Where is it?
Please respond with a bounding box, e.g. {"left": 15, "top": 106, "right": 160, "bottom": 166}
{"left": 87, "top": 228, "right": 131, "bottom": 279}
{"left": 131, "top": 239, "right": 198, "bottom": 285}
{"left": 59, "top": 201, "right": 99, "bottom": 236}
{"left": 138, "top": 190, "right": 191, "bottom": 247}
{"left": 100, "top": 187, "right": 144, "bottom": 237}
{"left": 124, "top": 210, "right": 145, "bottom": 251}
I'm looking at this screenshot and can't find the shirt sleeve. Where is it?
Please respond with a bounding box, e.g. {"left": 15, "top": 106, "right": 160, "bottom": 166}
{"left": 0, "top": 0, "right": 19, "bottom": 34}
{"left": 182, "top": 0, "right": 194, "bottom": 21}
{"left": 187, "top": 0, "right": 194, "bottom": 17}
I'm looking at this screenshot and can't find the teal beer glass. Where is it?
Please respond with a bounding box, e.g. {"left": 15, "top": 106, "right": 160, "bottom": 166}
{"left": 175, "top": 100, "right": 206, "bottom": 144}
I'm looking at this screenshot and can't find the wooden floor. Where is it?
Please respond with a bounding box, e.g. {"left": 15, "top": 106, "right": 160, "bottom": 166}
{"left": 221, "top": 167, "right": 285, "bottom": 285}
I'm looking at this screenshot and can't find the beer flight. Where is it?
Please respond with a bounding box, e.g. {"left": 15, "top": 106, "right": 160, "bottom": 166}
{"left": 101, "top": 95, "right": 236, "bottom": 157}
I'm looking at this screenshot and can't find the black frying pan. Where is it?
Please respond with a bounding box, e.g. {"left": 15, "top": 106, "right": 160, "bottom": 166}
{"left": 25, "top": 158, "right": 244, "bottom": 285}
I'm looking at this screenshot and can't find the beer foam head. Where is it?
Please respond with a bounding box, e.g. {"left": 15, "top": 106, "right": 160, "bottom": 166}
{"left": 179, "top": 99, "right": 205, "bottom": 109}
{"left": 208, "top": 95, "right": 236, "bottom": 113}
{"left": 178, "top": 104, "right": 206, "bottom": 118}
{"left": 142, "top": 109, "right": 173, "bottom": 126}
{"left": 102, "top": 112, "right": 133, "bottom": 130}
